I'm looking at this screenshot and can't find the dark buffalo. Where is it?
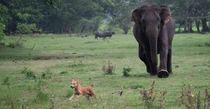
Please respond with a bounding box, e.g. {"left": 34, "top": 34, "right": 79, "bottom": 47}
{"left": 95, "top": 31, "right": 115, "bottom": 40}
{"left": 82, "top": 35, "right": 88, "bottom": 38}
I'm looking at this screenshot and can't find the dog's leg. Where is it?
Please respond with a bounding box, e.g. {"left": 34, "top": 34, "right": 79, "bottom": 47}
{"left": 68, "top": 92, "right": 76, "bottom": 100}
{"left": 86, "top": 95, "right": 92, "bottom": 102}
{"left": 76, "top": 94, "right": 83, "bottom": 102}
{"left": 90, "top": 89, "right": 98, "bottom": 100}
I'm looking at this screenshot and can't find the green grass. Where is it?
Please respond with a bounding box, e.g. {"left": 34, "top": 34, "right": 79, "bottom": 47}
{"left": 0, "top": 33, "right": 210, "bottom": 108}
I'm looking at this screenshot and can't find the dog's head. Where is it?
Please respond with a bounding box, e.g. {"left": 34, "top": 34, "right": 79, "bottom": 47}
{"left": 71, "top": 79, "right": 79, "bottom": 89}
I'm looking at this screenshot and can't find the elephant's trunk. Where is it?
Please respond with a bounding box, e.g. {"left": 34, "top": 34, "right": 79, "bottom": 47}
{"left": 146, "top": 26, "right": 158, "bottom": 68}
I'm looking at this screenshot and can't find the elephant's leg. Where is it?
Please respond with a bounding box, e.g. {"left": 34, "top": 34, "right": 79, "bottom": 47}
{"left": 138, "top": 45, "right": 150, "bottom": 73}
{"left": 167, "top": 48, "right": 173, "bottom": 74}
{"left": 158, "top": 37, "right": 169, "bottom": 78}
{"left": 144, "top": 46, "right": 158, "bottom": 76}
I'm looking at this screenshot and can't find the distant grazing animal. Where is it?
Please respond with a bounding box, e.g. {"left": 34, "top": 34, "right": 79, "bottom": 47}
{"left": 68, "top": 79, "right": 98, "bottom": 102}
{"left": 95, "top": 31, "right": 115, "bottom": 40}
{"left": 82, "top": 35, "right": 88, "bottom": 38}
{"left": 131, "top": 4, "right": 175, "bottom": 78}
{"left": 200, "top": 31, "right": 208, "bottom": 34}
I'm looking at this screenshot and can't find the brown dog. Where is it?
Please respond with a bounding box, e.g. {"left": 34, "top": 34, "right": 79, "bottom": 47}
{"left": 68, "top": 79, "right": 98, "bottom": 102}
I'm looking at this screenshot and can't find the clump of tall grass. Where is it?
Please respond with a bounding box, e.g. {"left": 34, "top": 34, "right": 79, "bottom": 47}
{"left": 102, "top": 61, "right": 116, "bottom": 75}
{"left": 33, "top": 79, "right": 49, "bottom": 103}
{"left": 2, "top": 75, "right": 11, "bottom": 85}
{"left": 10, "top": 100, "right": 30, "bottom": 109}
{"left": 59, "top": 71, "right": 68, "bottom": 74}
{"left": 41, "top": 68, "right": 52, "bottom": 79}
{"left": 140, "top": 81, "right": 167, "bottom": 108}
{"left": 21, "top": 67, "right": 36, "bottom": 79}
{"left": 122, "top": 67, "right": 131, "bottom": 77}
{"left": 180, "top": 84, "right": 210, "bottom": 109}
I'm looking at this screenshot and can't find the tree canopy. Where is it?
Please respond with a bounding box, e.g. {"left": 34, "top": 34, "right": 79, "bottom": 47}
{"left": 0, "top": 0, "right": 210, "bottom": 41}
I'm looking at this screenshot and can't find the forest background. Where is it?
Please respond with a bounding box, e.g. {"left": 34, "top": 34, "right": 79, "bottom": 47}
{"left": 0, "top": 0, "right": 210, "bottom": 41}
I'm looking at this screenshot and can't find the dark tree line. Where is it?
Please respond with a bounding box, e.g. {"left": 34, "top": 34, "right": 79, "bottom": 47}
{"left": 0, "top": 0, "right": 210, "bottom": 41}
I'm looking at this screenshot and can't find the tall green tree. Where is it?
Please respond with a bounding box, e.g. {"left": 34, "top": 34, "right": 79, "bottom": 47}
{"left": 109, "top": 0, "right": 134, "bottom": 34}
{"left": 38, "top": 0, "right": 104, "bottom": 33}
{"left": 0, "top": 4, "right": 8, "bottom": 41}
{"left": 0, "top": 0, "right": 44, "bottom": 34}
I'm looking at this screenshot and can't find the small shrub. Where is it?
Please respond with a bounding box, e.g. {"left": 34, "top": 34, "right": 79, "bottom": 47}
{"left": 102, "top": 61, "right": 116, "bottom": 75}
{"left": 33, "top": 79, "right": 49, "bottom": 103}
{"left": 21, "top": 67, "right": 28, "bottom": 74}
{"left": 180, "top": 84, "right": 210, "bottom": 109}
{"left": 26, "top": 71, "right": 36, "bottom": 79}
{"left": 21, "top": 67, "right": 36, "bottom": 79}
{"left": 122, "top": 67, "right": 131, "bottom": 77}
{"left": 0, "top": 42, "right": 5, "bottom": 45}
{"left": 130, "top": 84, "right": 143, "bottom": 89}
{"left": 3, "top": 75, "right": 11, "bottom": 85}
{"left": 10, "top": 100, "right": 30, "bottom": 109}
{"left": 36, "top": 79, "right": 48, "bottom": 89}
{"left": 8, "top": 42, "right": 23, "bottom": 48}
{"left": 140, "top": 81, "right": 167, "bottom": 109}
{"left": 205, "top": 43, "right": 210, "bottom": 47}
{"left": 34, "top": 90, "right": 49, "bottom": 103}
{"left": 59, "top": 71, "right": 68, "bottom": 74}
{"left": 41, "top": 68, "right": 52, "bottom": 79}
{"left": 16, "top": 23, "right": 37, "bottom": 34}
{"left": 8, "top": 42, "right": 16, "bottom": 48}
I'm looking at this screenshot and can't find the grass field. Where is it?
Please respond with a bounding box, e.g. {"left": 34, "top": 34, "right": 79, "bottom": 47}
{"left": 0, "top": 33, "right": 210, "bottom": 109}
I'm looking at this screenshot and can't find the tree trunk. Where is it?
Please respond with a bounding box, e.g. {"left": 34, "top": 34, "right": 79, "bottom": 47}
{"left": 123, "top": 28, "right": 129, "bottom": 34}
{"left": 68, "top": 28, "right": 72, "bottom": 34}
{"left": 188, "top": 20, "right": 193, "bottom": 33}
{"left": 201, "top": 18, "right": 210, "bottom": 32}
{"left": 184, "top": 20, "right": 188, "bottom": 33}
{"left": 178, "top": 24, "right": 182, "bottom": 33}
{"left": 81, "top": 25, "right": 86, "bottom": 33}
{"left": 195, "top": 19, "right": 200, "bottom": 33}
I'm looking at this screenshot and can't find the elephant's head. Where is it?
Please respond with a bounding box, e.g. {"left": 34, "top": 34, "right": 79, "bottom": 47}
{"left": 131, "top": 5, "right": 172, "bottom": 73}
{"left": 131, "top": 4, "right": 171, "bottom": 34}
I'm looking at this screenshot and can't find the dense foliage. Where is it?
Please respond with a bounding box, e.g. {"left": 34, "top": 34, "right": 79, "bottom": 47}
{"left": 0, "top": 0, "right": 210, "bottom": 39}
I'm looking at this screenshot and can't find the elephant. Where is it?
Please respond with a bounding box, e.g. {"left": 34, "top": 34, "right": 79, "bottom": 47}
{"left": 131, "top": 4, "right": 175, "bottom": 78}
{"left": 95, "top": 31, "right": 115, "bottom": 40}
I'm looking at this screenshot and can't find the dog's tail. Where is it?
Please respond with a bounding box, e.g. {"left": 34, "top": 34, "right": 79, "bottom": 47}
{"left": 89, "top": 84, "right": 94, "bottom": 87}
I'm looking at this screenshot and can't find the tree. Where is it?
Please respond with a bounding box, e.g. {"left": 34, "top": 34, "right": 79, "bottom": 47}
{"left": 196, "top": 0, "right": 210, "bottom": 32}
{"left": 0, "top": 4, "right": 8, "bottom": 41}
{"left": 109, "top": 0, "right": 134, "bottom": 34}
{"left": 78, "top": 16, "right": 103, "bottom": 33}
{"left": 173, "top": 0, "right": 195, "bottom": 33}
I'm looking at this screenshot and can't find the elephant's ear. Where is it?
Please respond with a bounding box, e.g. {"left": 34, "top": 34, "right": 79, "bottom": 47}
{"left": 160, "top": 6, "right": 171, "bottom": 26}
{"left": 131, "top": 8, "right": 139, "bottom": 23}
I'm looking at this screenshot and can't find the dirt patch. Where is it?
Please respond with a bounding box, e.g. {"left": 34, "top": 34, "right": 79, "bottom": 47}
{"left": 33, "top": 56, "right": 84, "bottom": 60}
{"left": 84, "top": 41, "right": 95, "bottom": 44}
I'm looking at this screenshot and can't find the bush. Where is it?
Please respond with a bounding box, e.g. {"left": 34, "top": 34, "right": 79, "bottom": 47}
{"left": 102, "top": 61, "right": 116, "bottom": 75}
{"left": 2, "top": 75, "right": 11, "bottom": 85}
{"left": 21, "top": 67, "right": 36, "bottom": 79}
{"left": 33, "top": 79, "right": 49, "bottom": 103}
{"left": 59, "top": 71, "right": 68, "bottom": 74}
{"left": 16, "top": 23, "right": 37, "bottom": 34}
{"left": 180, "top": 84, "right": 210, "bottom": 109}
{"left": 122, "top": 67, "right": 131, "bottom": 77}
{"left": 34, "top": 90, "right": 49, "bottom": 103}
{"left": 140, "top": 81, "right": 167, "bottom": 109}
{"left": 0, "top": 22, "right": 5, "bottom": 42}
{"left": 41, "top": 68, "right": 52, "bottom": 79}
